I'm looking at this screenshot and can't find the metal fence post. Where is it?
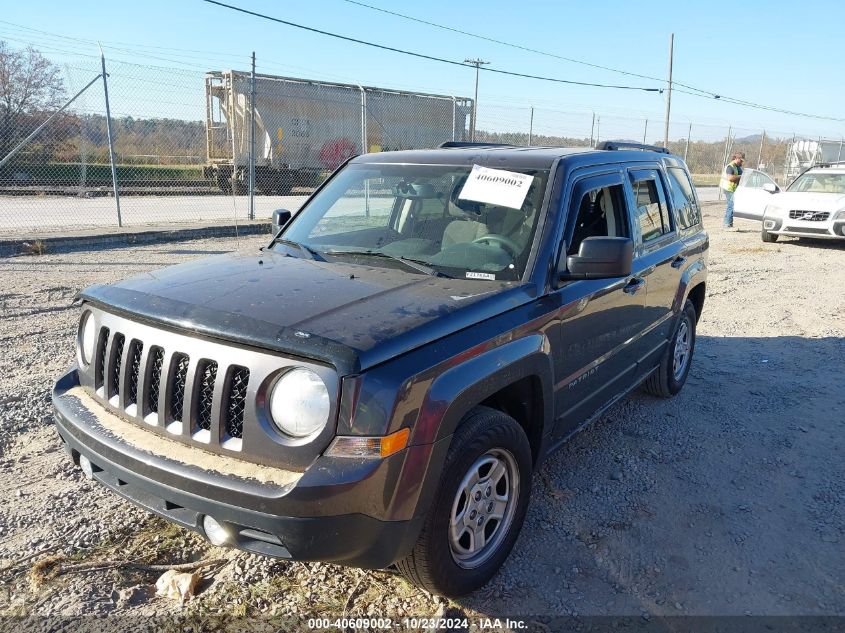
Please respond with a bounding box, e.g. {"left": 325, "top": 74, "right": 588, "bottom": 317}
{"left": 99, "top": 46, "right": 122, "bottom": 227}
{"left": 248, "top": 51, "right": 256, "bottom": 221}
{"left": 757, "top": 130, "right": 765, "bottom": 169}
{"left": 359, "top": 84, "right": 369, "bottom": 217}
{"left": 359, "top": 85, "right": 367, "bottom": 154}
{"left": 451, "top": 97, "right": 457, "bottom": 141}
{"left": 589, "top": 111, "right": 595, "bottom": 147}
{"left": 718, "top": 126, "right": 731, "bottom": 202}
{"left": 643, "top": 119, "right": 648, "bottom": 144}
{"left": 528, "top": 105, "right": 534, "bottom": 146}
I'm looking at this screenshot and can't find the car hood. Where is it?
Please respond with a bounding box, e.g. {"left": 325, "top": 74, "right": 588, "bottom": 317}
{"left": 769, "top": 191, "right": 845, "bottom": 212}
{"left": 79, "top": 251, "right": 531, "bottom": 374}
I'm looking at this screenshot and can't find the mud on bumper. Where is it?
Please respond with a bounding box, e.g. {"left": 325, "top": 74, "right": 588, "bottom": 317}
{"left": 52, "top": 368, "right": 431, "bottom": 568}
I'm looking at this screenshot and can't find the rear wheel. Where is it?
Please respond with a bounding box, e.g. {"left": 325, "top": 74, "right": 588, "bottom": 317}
{"left": 642, "top": 299, "right": 697, "bottom": 398}
{"left": 396, "top": 407, "right": 531, "bottom": 597}
{"left": 761, "top": 229, "right": 779, "bottom": 243}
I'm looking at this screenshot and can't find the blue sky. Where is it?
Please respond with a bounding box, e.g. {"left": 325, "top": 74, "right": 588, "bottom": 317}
{"left": 3, "top": 0, "right": 844, "bottom": 141}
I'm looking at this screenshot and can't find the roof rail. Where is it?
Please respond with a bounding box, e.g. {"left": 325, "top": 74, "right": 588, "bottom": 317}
{"left": 438, "top": 141, "right": 516, "bottom": 149}
{"left": 595, "top": 141, "right": 670, "bottom": 154}
{"left": 812, "top": 160, "right": 845, "bottom": 168}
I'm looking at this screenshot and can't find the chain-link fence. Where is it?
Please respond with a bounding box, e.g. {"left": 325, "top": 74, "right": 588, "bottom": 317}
{"left": 1, "top": 41, "right": 843, "bottom": 235}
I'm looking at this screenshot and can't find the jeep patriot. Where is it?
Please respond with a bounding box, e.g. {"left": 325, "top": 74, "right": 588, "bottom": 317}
{"left": 53, "top": 141, "right": 708, "bottom": 596}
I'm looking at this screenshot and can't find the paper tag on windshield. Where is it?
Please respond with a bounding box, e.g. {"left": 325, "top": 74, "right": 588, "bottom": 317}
{"left": 458, "top": 165, "right": 533, "bottom": 210}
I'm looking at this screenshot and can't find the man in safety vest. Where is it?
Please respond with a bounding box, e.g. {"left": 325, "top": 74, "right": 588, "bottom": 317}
{"left": 720, "top": 151, "right": 745, "bottom": 228}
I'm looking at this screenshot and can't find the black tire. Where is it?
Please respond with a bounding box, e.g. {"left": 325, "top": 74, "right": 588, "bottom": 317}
{"left": 761, "top": 229, "right": 779, "bottom": 243}
{"left": 396, "top": 406, "right": 532, "bottom": 597}
{"left": 642, "top": 299, "right": 697, "bottom": 398}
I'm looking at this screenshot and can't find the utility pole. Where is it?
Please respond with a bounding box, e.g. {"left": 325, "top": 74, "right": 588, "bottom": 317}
{"left": 663, "top": 33, "right": 674, "bottom": 149}
{"left": 590, "top": 111, "right": 595, "bottom": 146}
{"left": 464, "top": 58, "right": 489, "bottom": 142}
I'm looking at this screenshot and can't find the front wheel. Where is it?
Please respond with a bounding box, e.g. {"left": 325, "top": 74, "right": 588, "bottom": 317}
{"left": 642, "top": 299, "right": 697, "bottom": 398}
{"left": 396, "top": 407, "right": 532, "bottom": 597}
{"left": 761, "top": 229, "right": 779, "bottom": 243}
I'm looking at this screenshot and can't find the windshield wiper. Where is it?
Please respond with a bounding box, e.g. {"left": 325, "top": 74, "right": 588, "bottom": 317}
{"left": 325, "top": 249, "right": 451, "bottom": 278}
{"left": 270, "top": 237, "right": 325, "bottom": 261}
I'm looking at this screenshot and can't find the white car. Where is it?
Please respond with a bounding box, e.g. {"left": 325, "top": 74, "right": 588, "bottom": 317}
{"left": 732, "top": 163, "right": 845, "bottom": 243}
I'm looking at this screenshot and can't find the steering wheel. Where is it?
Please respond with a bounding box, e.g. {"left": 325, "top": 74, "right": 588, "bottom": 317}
{"left": 471, "top": 234, "right": 520, "bottom": 257}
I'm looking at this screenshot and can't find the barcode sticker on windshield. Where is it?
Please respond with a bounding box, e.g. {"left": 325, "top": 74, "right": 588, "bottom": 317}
{"left": 466, "top": 271, "right": 496, "bottom": 280}
{"left": 458, "top": 165, "right": 534, "bottom": 210}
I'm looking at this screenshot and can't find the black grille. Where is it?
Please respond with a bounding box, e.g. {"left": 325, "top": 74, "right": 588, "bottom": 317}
{"left": 196, "top": 360, "right": 218, "bottom": 431}
{"left": 225, "top": 366, "right": 250, "bottom": 439}
{"left": 148, "top": 347, "right": 164, "bottom": 414}
{"left": 95, "top": 327, "right": 110, "bottom": 389}
{"left": 170, "top": 353, "right": 189, "bottom": 422}
{"left": 110, "top": 333, "right": 125, "bottom": 398}
{"left": 127, "top": 341, "right": 143, "bottom": 406}
{"left": 789, "top": 210, "right": 830, "bottom": 221}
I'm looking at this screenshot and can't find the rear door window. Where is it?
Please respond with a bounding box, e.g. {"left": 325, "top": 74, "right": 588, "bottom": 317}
{"left": 629, "top": 169, "right": 672, "bottom": 243}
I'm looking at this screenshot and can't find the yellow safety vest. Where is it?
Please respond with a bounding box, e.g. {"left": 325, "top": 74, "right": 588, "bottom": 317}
{"left": 720, "top": 163, "right": 741, "bottom": 192}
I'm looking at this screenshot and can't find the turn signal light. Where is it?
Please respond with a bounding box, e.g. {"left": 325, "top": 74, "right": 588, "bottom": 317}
{"left": 325, "top": 428, "right": 410, "bottom": 459}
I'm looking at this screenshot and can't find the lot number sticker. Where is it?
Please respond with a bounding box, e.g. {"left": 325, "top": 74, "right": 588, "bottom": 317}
{"left": 458, "top": 165, "right": 534, "bottom": 210}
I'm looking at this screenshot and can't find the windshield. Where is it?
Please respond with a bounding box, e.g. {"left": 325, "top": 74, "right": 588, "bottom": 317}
{"left": 787, "top": 172, "right": 845, "bottom": 194}
{"left": 276, "top": 163, "right": 550, "bottom": 281}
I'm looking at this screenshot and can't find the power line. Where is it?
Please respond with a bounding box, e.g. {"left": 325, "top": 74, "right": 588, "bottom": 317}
{"left": 340, "top": 0, "right": 676, "bottom": 87}
{"left": 199, "top": 0, "right": 661, "bottom": 92}
{"left": 338, "top": 0, "right": 845, "bottom": 124}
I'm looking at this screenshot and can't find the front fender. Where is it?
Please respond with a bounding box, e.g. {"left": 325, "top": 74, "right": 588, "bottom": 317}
{"left": 413, "top": 334, "right": 554, "bottom": 446}
{"left": 397, "top": 333, "right": 554, "bottom": 523}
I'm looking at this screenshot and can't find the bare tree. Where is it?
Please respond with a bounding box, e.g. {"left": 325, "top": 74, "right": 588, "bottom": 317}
{"left": 0, "top": 41, "right": 65, "bottom": 160}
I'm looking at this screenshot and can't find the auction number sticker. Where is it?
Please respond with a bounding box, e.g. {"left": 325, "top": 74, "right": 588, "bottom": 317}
{"left": 458, "top": 164, "right": 534, "bottom": 210}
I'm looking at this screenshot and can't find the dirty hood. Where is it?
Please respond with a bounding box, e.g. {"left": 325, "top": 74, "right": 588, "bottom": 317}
{"left": 80, "top": 251, "right": 530, "bottom": 374}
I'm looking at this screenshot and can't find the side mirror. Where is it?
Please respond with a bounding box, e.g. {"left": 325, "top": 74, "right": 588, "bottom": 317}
{"left": 762, "top": 183, "right": 779, "bottom": 194}
{"left": 558, "top": 237, "right": 633, "bottom": 282}
{"left": 272, "top": 209, "right": 292, "bottom": 235}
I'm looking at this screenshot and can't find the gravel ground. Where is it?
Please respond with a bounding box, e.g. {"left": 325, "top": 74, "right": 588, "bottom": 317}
{"left": 0, "top": 204, "right": 843, "bottom": 626}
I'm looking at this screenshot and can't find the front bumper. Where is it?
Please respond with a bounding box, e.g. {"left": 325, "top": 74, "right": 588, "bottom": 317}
{"left": 764, "top": 216, "right": 845, "bottom": 239}
{"left": 52, "top": 368, "right": 440, "bottom": 568}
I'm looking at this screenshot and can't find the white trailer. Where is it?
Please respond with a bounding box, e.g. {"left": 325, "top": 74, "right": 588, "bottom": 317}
{"left": 204, "top": 71, "right": 473, "bottom": 194}
{"left": 784, "top": 139, "right": 845, "bottom": 181}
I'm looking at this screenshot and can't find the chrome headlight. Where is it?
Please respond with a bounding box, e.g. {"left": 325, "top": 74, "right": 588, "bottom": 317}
{"left": 764, "top": 204, "right": 785, "bottom": 218}
{"left": 77, "top": 311, "right": 97, "bottom": 366}
{"left": 268, "top": 368, "right": 330, "bottom": 438}
{"left": 835, "top": 208, "right": 845, "bottom": 220}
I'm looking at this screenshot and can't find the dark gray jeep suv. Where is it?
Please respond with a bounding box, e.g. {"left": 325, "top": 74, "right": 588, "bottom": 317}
{"left": 53, "top": 141, "right": 708, "bottom": 597}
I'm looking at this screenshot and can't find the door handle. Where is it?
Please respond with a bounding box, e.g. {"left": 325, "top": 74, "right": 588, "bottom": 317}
{"left": 671, "top": 256, "right": 687, "bottom": 269}
{"left": 623, "top": 277, "right": 646, "bottom": 295}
